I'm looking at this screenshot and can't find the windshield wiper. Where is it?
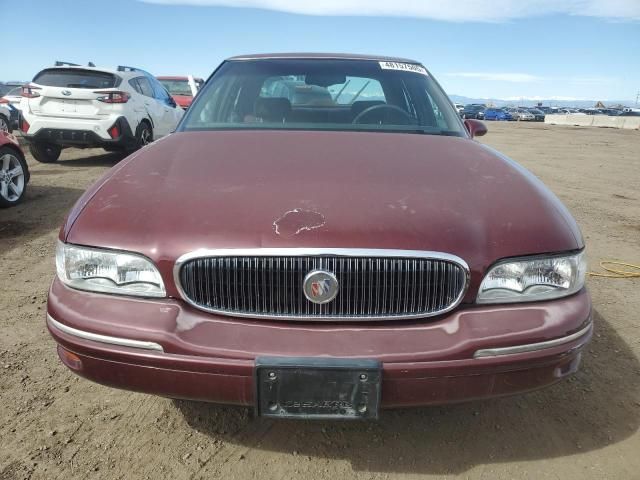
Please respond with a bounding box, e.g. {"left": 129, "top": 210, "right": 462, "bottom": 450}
{"left": 349, "top": 81, "right": 371, "bottom": 105}
{"left": 332, "top": 79, "right": 351, "bottom": 103}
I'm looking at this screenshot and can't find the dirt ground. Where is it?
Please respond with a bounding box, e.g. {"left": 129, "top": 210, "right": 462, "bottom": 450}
{"left": 1, "top": 122, "right": 639, "bottom": 480}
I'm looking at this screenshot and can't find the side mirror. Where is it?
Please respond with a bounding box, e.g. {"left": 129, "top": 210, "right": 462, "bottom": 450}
{"left": 464, "top": 118, "right": 487, "bottom": 138}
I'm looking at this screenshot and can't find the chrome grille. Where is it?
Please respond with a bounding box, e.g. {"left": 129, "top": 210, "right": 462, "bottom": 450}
{"left": 176, "top": 249, "right": 468, "bottom": 320}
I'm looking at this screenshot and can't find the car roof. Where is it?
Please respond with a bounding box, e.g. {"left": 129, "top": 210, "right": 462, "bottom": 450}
{"left": 36, "top": 65, "right": 142, "bottom": 79}
{"left": 227, "top": 52, "right": 422, "bottom": 64}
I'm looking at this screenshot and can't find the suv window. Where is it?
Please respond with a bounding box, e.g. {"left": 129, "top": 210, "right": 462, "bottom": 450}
{"left": 149, "top": 76, "right": 170, "bottom": 101}
{"left": 128, "top": 78, "right": 143, "bottom": 94}
{"left": 33, "top": 68, "right": 118, "bottom": 89}
{"left": 136, "top": 77, "right": 154, "bottom": 97}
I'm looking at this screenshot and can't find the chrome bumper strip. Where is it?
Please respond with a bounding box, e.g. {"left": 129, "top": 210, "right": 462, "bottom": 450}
{"left": 473, "top": 322, "right": 592, "bottom": 358}
{"left": 47, "top": 314, "right": 164, "bottom": 352}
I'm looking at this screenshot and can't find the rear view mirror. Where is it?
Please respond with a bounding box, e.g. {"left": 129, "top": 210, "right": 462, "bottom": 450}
{"left": 305, "top": 73, "right": 347, "bottom": 87}
{"left": 464, "top": 119, "right": 487, "bottom": 138}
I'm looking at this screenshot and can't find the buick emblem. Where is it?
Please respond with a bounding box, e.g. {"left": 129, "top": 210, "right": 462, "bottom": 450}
{"left": 61, "top": 90, "right": 71, "bottom": 96}
{"left": 303, "top": 270, "right": 339, "bottom": 304}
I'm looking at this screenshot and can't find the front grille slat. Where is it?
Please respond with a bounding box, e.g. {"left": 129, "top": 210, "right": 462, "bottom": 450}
{"left": 179, "top": 252, "right": 467, "bottom": 320}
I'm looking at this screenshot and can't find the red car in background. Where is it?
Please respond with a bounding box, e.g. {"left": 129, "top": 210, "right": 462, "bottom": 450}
{"left": 157, "top": 75, "right": 203, "bottom": 109}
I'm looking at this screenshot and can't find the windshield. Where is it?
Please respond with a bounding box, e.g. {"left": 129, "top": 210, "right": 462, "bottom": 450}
{"left": 33, "top": 68, "right": 117, "bottom": 89}
{"left": 159, "top": 79, "right": 193, "bottom": 96}
{"left": 180, "top": 59, "right": 466, "bottom": 136}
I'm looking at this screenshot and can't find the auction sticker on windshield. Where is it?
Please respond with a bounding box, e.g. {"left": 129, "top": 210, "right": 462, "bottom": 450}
{"left": 378, "top": 61, "right": 428, "bottom": 76}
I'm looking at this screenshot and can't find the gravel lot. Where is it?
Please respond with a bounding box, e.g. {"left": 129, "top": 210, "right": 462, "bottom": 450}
{"left": 1, "top": 122, "right": 639, "bottom": 480}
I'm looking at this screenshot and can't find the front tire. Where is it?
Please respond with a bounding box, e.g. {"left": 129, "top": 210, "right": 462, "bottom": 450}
{"left": 29, "top": 142, "right": 61, "bottom": 163}
{"left": 0, "top": 147, "right": 28, "bottom": 208}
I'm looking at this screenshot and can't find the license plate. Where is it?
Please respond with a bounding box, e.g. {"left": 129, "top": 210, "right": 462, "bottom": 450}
{"left": 61, "top": 100, "right": 77, "bottom": 113}
{"left": 255, "top": 357, "right": 381, "bottom": 420}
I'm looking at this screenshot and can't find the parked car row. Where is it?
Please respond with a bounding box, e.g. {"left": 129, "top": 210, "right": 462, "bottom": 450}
{"left": 458, "top": 103, "right": 640, "bottom": 121}
{"left": 551, "top": 107, "right": 639, "bottom": 116}
{"left": 461, "top": 105, "right": 541, "bottom": 122}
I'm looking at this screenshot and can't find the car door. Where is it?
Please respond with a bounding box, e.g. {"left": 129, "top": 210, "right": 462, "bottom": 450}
{"left": 148, "top": 76, "right": 182, "bottom": 137}
{"left": 134, "top": 76, "right": 166, "bottom": 137}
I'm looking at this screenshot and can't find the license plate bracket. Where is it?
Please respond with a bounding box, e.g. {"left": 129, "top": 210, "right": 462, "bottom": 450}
{"left": 255, "top": 357, "right": 381, "bottom": 420}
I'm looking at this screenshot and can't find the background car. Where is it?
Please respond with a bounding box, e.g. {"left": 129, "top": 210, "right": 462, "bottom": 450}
{"left": 526, "top": 108, "right": 546, "bottom": 121}
{"left": 461, "top": 104, "right": 485, "bottom": 119}
{"left": 20, "top": 63, "right": 184, "bottom": 162}
{"left": 600, "top": 108, "right": 622, "bottom": 116}
{"left": 0, "top": 82, "right": 24, "bottom": 97}
{"left": 157, "top": 75, "right": 204, "bottom": 109}
{"left": 483, "top": 108, "right": 513, "bottom": 121}
{"left": 0, "top": 131, "right": 29, "bottom": 208}
{"left": 1, "top": 86, "right": 23, "bottom": 110}
{"left": 511, "top": 109, "right": 535, "bottom": 121}
{"left": 0, "top": 103, "right": 13, "bottom": 133}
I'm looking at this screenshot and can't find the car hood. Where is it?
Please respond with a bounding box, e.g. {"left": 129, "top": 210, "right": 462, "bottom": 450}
{"left": 65, "top": 130, "right": 582, "bottom": 300}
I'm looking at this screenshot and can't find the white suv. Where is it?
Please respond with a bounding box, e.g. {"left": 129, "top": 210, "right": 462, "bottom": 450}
{"left": 19, "top": 64, "right": 184, "bottom": 163}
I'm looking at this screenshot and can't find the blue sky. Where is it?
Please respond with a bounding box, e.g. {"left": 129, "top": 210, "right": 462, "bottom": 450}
{"left": 5, "top": 0, "right": 639, "bottom": 101}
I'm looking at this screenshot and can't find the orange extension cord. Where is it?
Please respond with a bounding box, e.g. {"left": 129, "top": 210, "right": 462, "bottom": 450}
{"left": 588, "top": 261, "right": 640, "bottom": 279}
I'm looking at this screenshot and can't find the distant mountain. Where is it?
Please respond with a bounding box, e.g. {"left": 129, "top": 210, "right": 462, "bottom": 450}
{"left": 448, "top": 94, "right": 635, "bottom": 109}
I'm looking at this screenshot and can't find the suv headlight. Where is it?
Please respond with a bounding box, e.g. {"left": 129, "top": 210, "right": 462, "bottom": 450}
{"left": 477, "top": 251, "right": 586, "bottom": 304}
{"left": 56, "top": 241, "right": 165, "bottom": 298}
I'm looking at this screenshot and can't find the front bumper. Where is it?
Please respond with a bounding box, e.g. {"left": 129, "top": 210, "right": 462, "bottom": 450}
{"left": 47, "top": 278, "right": 592, "bottom": 408}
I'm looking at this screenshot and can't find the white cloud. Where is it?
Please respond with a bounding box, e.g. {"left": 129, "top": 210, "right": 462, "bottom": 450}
{"left": 140, "top": 0, "right": 640, "bottom": 22}
{"left": 445, "top": 72, "right": 542, "bottom": 83}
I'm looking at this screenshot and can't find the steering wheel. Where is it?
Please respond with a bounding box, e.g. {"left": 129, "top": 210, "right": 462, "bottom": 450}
{"left": 352, "top": 104, "right": 416, "bottom": 125}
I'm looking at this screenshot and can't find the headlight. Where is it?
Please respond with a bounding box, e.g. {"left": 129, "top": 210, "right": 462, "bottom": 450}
{"left": 477, "top": 251, "right": 586, "bottom": 304}
{"left": 56, "top": 241, "right": 165, "bottom": 298}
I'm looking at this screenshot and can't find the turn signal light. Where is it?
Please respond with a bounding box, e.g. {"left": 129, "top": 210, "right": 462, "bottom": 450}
{"left": 57, "top": 346, "right": 83, "bottom": 371}
{"left": 21, "top": 85, "right": 41, "bottom": 98}
{"left": 94, "top": 90, "right": 130, "bottom": 104}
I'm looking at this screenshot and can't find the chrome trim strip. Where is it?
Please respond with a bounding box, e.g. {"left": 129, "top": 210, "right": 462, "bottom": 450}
{"left": 173, "top": 248, "right": 470, "bottom": 321}
{"left": 473, "top": 322, "right": 592, "bottom": 358}
{"left": 47, "top": 314, "right": 164, "bottom": 352}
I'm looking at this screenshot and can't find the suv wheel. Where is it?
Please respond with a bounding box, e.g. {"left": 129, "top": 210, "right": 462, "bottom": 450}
{"left": 0, "top": 115, "right": 9, "bottom": 134}
{"left": 0, "top": 147, "right": 28, "bottom": 208}
{"left": 135, "top": 122, "right": 153, "bottom": 149}
{"left": 29, "top": 142, "right": 61, "bottom": 163}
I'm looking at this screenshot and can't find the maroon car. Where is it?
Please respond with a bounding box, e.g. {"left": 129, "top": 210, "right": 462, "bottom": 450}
{"left": 48, "top": 54, "right": 591, "bottom": 420}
